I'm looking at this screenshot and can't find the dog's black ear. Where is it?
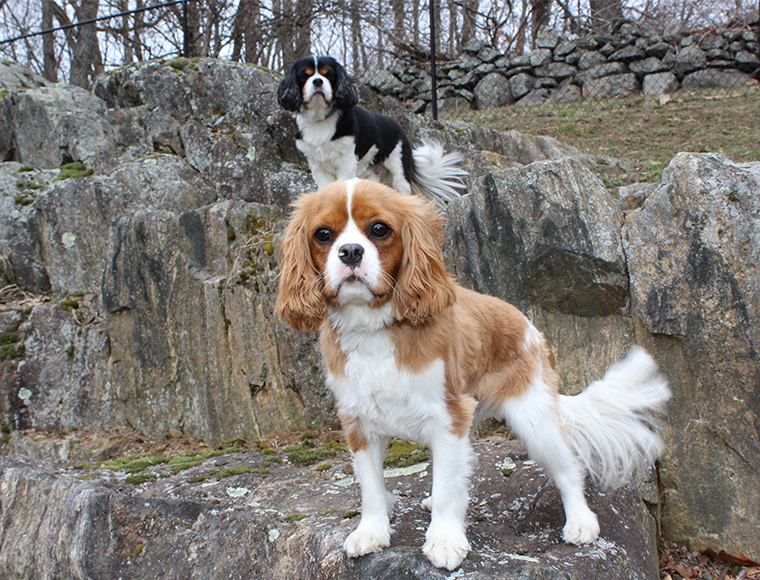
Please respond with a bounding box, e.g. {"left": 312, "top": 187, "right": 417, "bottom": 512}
{"left": 277, "top": 65, "right": 303, "bottom": 112}
{"left": 334, "top": 62, "right": 359, "bottom": 110}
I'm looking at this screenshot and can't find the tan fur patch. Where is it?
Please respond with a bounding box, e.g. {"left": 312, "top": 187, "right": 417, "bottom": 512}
{"left": 390, "top": 285, "right": 548, "bottom": 407}
{"left": 339, "top": 412, "right": 368, "bottom": 452}
{"left": 446, "top": 392, "right": 479, "bottom": 438}
{"left": 319, "top": 321, "right": 347, "bottom": 380}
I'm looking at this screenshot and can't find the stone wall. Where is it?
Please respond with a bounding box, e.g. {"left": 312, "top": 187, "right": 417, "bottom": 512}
{"left": 363, "top": 21, "right": 760, "bottom": 111}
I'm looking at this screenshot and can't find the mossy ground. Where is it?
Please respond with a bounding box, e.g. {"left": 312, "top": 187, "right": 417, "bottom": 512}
{"left": 383, "top": 440, "right": 429, "bottom": 468}
{"left": 74, "top": 441, "right": 252, "bottom": 483}
{"left": 54, "top": 161, "right": 94, "bottom": 181}
{"left": 0, "top": 321, "right": 24, "bottom": 361}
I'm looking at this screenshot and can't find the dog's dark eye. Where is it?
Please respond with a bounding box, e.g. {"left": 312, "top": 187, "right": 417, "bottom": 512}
{"left": 369, "top": 222, "right": 391, "bottom": 240}
{"left": 314, "top": 228, "right": 332, "bottom": 243}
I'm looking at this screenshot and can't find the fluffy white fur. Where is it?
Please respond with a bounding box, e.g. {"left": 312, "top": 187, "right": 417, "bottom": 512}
{"left": 558, "top": 347, "right": 670, "bottom": 490}
{"left": 275, "top": 180, "right": 671, "bottom": 571}
{"left": 412, "top": 140, "right": 469, "bottom": 201}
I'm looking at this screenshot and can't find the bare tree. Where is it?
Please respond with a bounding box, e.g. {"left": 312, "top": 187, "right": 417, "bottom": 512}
{"left": 294, "top": 0, "right": 312, "bottom": 60}
{"left": 350, "top": 0, "right": 362, "bottom": 71}
{"left": 43, "top": 0, "right": 104, "bottom": 88}
{"left": 460, "top": 0, "right": 479, "bottom": 48}
{"left": 530, "top": 0, "right": 551, "bottom": 45}
{"left": 231, "top": 0, "right": 262, "bottom": 63}
{"left": 432, "top": 0, "right": 441, "bottom": 53}
{"left": 41, "top": 0, "right": 57, "bottom": 81}
{"left": 411, "top": 0, "right": 420, "bottom": 46}
{"left": 390, "top": 0, "right": 405, "bottom": 56}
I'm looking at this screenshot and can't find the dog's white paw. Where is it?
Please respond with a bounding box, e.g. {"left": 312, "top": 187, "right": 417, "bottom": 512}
{"left": 421, "top": 496, "right": 432, "bottom": 511}
{"left": 344, "top": 525, "right": 390, "bottom": 557}
{"left": 562, "top": 510, "right": 600, "bottom": 545}
{"left": 422, "top": 532, "right": 471, "bottom": 570}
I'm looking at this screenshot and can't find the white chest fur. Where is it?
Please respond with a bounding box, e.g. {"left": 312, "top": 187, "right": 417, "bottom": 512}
{"left": 295, "top": 112, "right": 379, "bottom": 186}
{"left": 325, "top": 311, "right": 450, "bottom": 443}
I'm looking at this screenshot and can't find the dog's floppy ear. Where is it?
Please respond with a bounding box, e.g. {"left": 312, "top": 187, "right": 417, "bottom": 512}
{"left": 333, "top": 61, "right": 359, "bottom": 111}
{"left": 392, "top": 200, "right": 455, "bottom": 324}
{"left": 275, "top": 207, "right": 325, "bottom": 332}
{"left": 277, "top": 64, "right": 303, "bottom": 112}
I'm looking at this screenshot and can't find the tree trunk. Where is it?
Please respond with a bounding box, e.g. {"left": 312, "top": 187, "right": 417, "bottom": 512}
{"left": 41, "top": 0, "right": 58, "bottom": 82}
{"left": 432, "top": 0, "right": 441, "bottom": 54}
{"left": 117, "top": 0, "right": 132, "bottom": 65}
{"left": 275, "top": 0, "right": 296, "bottom": 69}
{"left": 446, "top": 0, "right": 457, "bottom": 54}
{"left": 514, "top": 0, "right": 529, "bottom": 53}
{"left": 69, "top": 0, "right": 103, "bottom": 89}
{"left": 185, "top": 0, "right": 202, "bottom": 57}
{"left": 244, "top": 0, "right": 260, "bottom": 63}
{"left": 460, "top": 0, "right": 478, "bottom": 51}
{"left": 294, "top": 0, "right": 312, "bottom": 60}
{"left": 390, "top": 0, "right": 405, "bottom": 57}
{"left": 133, "top": 0, "right": 143, "bottom": 61}
{"left": 529, "top": 0, "right": 551, "bottom": 47}
{"left": 412, "top": 0, "right": 419, "bottom": 46}
{"left": 350, "top": 0, "right": 361, "bottom": 72}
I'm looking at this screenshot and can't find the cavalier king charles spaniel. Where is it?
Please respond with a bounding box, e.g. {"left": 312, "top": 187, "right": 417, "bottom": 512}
{"left": 275, "top": 179, "right": 670, "bottom": 570}
{"left": 277, "top": 56, "right": 467, "bottom": 203}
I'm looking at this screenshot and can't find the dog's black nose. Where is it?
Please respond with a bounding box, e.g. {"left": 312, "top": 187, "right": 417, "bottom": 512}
{"left": 312, "top": 78, "right": 323, "bottom": 88}
{"left": 338, "top": 244, "right": 364, "bottom": 268}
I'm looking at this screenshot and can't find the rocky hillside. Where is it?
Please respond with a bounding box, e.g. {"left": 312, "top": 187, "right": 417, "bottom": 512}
{"left": 0, "top": 57, "right": 759, "bottom": 577}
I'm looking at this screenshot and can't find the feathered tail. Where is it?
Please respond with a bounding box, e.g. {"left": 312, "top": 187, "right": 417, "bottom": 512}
{"left": 558, "top": 347, "right": 670, "bottom": 491}
{"left": 411, "top": 140, "right": 468, "bottom": 203}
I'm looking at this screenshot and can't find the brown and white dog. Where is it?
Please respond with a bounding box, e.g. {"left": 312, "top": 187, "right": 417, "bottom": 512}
{"left": 275, "top": 179, "right": 670, "bottom": 570}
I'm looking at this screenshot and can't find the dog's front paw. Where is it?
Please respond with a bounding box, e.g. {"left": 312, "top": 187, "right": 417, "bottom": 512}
{"left": 344, "top": 524, "right": 390, "bottom": 557}
{"left": 422, "top": 532, "right": 471, "bottom": 570}
{"left": 563, "top": 510, "right": 600, "bottom": 545}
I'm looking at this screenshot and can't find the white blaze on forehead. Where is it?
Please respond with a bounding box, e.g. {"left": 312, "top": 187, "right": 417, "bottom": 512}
{"left": 334, "top": 179, "right": 365, "bottom": 250}
{"left": 324, "top": 180, "right": 382, "bottom": 301}
{"left": 345, "top": 177, "right": 359, "bottom": 212}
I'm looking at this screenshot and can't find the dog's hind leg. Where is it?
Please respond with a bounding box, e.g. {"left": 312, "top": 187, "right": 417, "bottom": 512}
{"left": 501, "top": 380, "right": 600, "bottom": 545}
{"left": 384, "top": 142, "right": 413, "bottom": 195}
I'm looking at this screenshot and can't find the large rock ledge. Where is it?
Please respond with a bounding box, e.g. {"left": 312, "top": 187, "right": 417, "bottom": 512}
{"left": 0, "top": 440, "right": 657, "bottom": 580}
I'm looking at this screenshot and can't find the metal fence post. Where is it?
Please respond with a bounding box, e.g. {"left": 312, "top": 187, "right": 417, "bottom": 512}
{"left": 429, "top": 0, "right": 438, "bottom": 120}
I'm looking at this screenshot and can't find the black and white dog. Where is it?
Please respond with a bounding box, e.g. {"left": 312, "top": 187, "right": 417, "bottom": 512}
{"left": 277, "top": 56, "right": 467, "bottom": 202}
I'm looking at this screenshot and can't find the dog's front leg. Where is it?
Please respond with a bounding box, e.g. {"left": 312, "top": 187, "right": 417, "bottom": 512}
{"left": 308, "top": 163, "right": 337, "bottom": 189}
{"left": 422, "top": 432, "right": 474, "bottom": 570}
{"left": 344, "top": 437, "right": 394, "bottom": 557}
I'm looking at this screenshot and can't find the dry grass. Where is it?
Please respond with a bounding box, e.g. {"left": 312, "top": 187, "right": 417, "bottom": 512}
{"left": 444, "top": 83, "right": 760, "bottom": 186}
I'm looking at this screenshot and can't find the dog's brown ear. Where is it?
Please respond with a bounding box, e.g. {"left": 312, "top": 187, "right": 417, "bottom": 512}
{"left": 392, "top": 200, "right": 455, "bottom": 324}
{"left": 275, "top": 210, "right": 325, "bottom": 333}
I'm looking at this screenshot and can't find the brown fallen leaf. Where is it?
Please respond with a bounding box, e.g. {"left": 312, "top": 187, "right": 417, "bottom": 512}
{"left": 674, "top": 563, "right": 699, "bottom": 578}
{"left": 703, "top": 549, "right": 760, "bottom": 568}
